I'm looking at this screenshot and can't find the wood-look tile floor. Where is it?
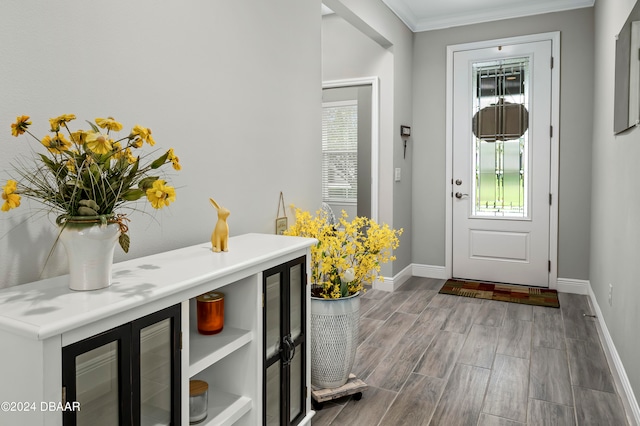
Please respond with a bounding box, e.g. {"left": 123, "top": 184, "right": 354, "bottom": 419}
{"left": 311, "top": 277, "right": 630, "bottom": 426}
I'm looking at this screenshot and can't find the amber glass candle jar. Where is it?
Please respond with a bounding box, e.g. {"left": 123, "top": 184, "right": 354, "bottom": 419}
{"left": 196, "top": 291, "right": 224, "bottom": 335}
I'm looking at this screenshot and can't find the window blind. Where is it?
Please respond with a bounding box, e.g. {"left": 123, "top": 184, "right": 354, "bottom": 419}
{"left": 322, "top": 101, "right": 358, "bottom": 203}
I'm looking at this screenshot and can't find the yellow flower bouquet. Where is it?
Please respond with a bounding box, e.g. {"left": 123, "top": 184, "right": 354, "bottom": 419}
{"left": 285, "top": 207, "right": 403, "bottom": 299}
{"left": 2, "top": 114, "right": 180, "bottom": 252}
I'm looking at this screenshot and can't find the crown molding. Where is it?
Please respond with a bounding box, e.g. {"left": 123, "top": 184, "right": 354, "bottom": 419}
{"left": 381, "top": 0, "right": 595, "bottom": 32}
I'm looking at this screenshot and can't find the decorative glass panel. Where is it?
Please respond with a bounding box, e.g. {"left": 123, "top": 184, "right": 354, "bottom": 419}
{"left": 289, "top": 345, "right": 303, "bottom": 420}
{"left": 140, "top": 319, "right": 172, "bottom": 426}
{"left": 266, "top": 361, "right": 281, "bottom": 426}
{"left": 290, "top": 264, "right": 302, "bottom": 341}
{"left": 265, "top": 273, "right": 281, "bottom": 359}
{"left": 472, "top": 57, "right": 530, "bottom": 218}
{"left": 75, "top": 342, "right": 119, "bottom": 425}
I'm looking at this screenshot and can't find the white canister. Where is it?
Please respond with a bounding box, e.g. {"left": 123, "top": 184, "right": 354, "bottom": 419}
{"left": 189, "top": 380, "right": 208, "bottom": 424}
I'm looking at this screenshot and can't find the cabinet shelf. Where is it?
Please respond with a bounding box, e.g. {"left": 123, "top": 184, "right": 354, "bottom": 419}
{"left": 189, "top": 326, "right": 253, "bottom": 376}
{"left": 198, "top": 389, "right": 252, "bottom": 426}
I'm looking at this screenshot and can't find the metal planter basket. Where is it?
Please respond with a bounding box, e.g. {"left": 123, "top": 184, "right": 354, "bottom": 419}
{"left": 309, "top": 292, "right": 360, "bottom": 389}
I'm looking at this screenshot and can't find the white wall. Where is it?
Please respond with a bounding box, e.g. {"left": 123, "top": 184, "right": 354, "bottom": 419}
{"left": 0, "top": 0, "right": 322, "bottom": 288}
{"left": 591, "top": 0, "right": 640, "bottom": 409}
{"left": 411, "top": 8, "right": 594, "bottom": 280}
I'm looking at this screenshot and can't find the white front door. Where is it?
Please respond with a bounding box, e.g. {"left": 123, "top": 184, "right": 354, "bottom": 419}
{"left": 452, "top": 40, "right": 552, "bottom": 287}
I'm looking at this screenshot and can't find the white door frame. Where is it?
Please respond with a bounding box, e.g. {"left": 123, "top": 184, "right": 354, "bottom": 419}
{"left": 444, "top": 32, "right": 560, "bottom": 289}
{"left": 323, "top": 77, "right": 380, "bottom": 221}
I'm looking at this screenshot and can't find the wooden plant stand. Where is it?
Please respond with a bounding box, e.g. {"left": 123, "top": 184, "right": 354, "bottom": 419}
{"left": 311, "top": 374, "right": 368, "bottom": 410}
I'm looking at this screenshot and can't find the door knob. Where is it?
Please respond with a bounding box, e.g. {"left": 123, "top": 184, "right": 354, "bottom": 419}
{"left": 455, "top": 179, "right": 462, "bottom": 185}
{"left": 455, "top": 192, "right": 469, "bottom": 199}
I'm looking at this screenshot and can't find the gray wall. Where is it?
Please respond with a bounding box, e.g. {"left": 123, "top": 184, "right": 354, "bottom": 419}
{"left": 322, "top": 2, "right": 414, "bottom": 277}
{"left": 0, "top": 0, "right": 322, "bottom": 288}
{"left": 411, "top": 8, "right": 594, "bottom": 280}
{"left": 592, "top": 0, "right": 640, "bottom": 408}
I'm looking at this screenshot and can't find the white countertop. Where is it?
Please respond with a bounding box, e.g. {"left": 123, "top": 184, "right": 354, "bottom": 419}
{"left": 0, "top": 233, "right": 315, "bottom": 341}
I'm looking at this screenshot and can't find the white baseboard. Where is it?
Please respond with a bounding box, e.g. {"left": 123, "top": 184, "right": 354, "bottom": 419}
{"left": 373, "top": 264, "right": 413, "bottom": 292}
{"left": 556, "top": 278, "right": 590, "bottom": 294}
{"left": 372, "top": 277, "right": 395, "bottom": 292}
{"left": 408, "top": 266, "right": 593, "bottom": 294}
{"left": 408, "top": 266, "right": 593, "bottom": 295}
{"left": 588, "top": 284, "right": 640, "bottom": 426}
{"left": 411, "top": 264, "right": 448, "bottom": 279}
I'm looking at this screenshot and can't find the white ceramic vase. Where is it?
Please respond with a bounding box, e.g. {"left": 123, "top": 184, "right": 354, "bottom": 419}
{"left": 310, "top": 292, "right": 360, "bottom": 389}
{"left": 58, "top": 219, "right": 121, "bottom": 291}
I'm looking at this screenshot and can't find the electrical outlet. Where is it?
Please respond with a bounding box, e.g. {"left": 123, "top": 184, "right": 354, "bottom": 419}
{"left": 609, "top": 283, "right": 613, "bottom": 306}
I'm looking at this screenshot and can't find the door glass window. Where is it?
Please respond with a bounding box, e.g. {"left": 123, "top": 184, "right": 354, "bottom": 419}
{"left": 75, "top": 342, "right": 119, "bottom": 425}
{"left": 265, "top": 361, "right": 281, "bottom": 426}
{"left": 472, "top": 57, "right": 530, "bottom": 218}
{"left": 140, "top": 319, "right": 172, "bottom": 424}
{"left": 289, "top": 345, "right": 303, "bottom": 420}
{"left": 289, "top": 264, "right": 302, "bottom": 341}
{"left": 265, "top": 273, "right": 281, "bottom": 359}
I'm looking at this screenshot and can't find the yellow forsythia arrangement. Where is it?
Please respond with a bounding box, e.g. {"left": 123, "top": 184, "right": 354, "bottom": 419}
{"left": 285, "top": 207, "right": 402, "bottom": 299}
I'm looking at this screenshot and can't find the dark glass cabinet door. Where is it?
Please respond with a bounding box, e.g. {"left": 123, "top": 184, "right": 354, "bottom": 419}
{"left": 263, "top": 256, "right": 307, "bottom": 426}
{"left": 62, "top": 304, "right": 181, "bottom": 426}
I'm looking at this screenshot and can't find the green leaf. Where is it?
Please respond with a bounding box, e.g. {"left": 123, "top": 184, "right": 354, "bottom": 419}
{"left": 119, "top": 232, "right": 130, "bottom": 253}
{"left": 85, "top": 120, "right": 99, "bottom": 133}
{"left": 67, "top": 179, "right": 87, "bottom": 190}
{"left": 340, "top": 280, "right": 349, "bottom": 297}
{"left": 39, "top": 154, "right": 68, "bottom": 181}
{"left": 127, "top": 157, "right": 140, "bottom": 177}
{"left": 150, "top": 152, "right": 169, "bottom": 169}
{"left": 112, "top": 157, "right": 127, "bottom": 174}
{"left": 138, "top": 176, "right": 158, "bottom": 191}
{"left": 89, "top": 163, "right": 101, "bottom": 180}
{"left": 121, "top": 188, "right": 145, "bottom": 201}
{"left": 81, "top": 170, "right": 92, "bottom": 187}
{"left": 55, "top": 165, "right": 68, "bottom": 181}
{"left": 39, "top": 154, "right": 56, "bottom": 169}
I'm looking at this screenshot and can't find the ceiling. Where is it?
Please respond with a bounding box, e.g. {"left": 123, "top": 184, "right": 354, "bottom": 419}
{"left": 374, "top": 0, "right": 595, "bottom": 32}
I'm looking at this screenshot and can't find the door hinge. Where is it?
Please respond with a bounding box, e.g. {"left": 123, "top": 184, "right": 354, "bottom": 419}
{"left": 549, "top": 193, "right": 552, "bottom": 205}
{"left": 179, "top": 331, "right": 183, "bottom": 350}
{"left": 62, "top": 386, "right": 66, "bottom": 405}
{"left": 549, "top": 260, "right": 552, "bottom": 272}
{"left": 551, "top": 56, "right": 554, "bottom": 69}
{"left": 550, "top": 125, "right": 553, "bottom": 138}
{"left": 262, "top": 293, "right": 265, "bottom": 308}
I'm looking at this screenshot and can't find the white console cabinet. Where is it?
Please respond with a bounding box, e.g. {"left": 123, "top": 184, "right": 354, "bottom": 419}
{"left": 0, "top": 233, "right": 315, "bottom": 426}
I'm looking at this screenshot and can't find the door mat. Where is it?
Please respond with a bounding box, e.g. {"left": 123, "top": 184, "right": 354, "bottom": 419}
{"left": 439, "top": 279, "right": 560, "bottom": 308}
